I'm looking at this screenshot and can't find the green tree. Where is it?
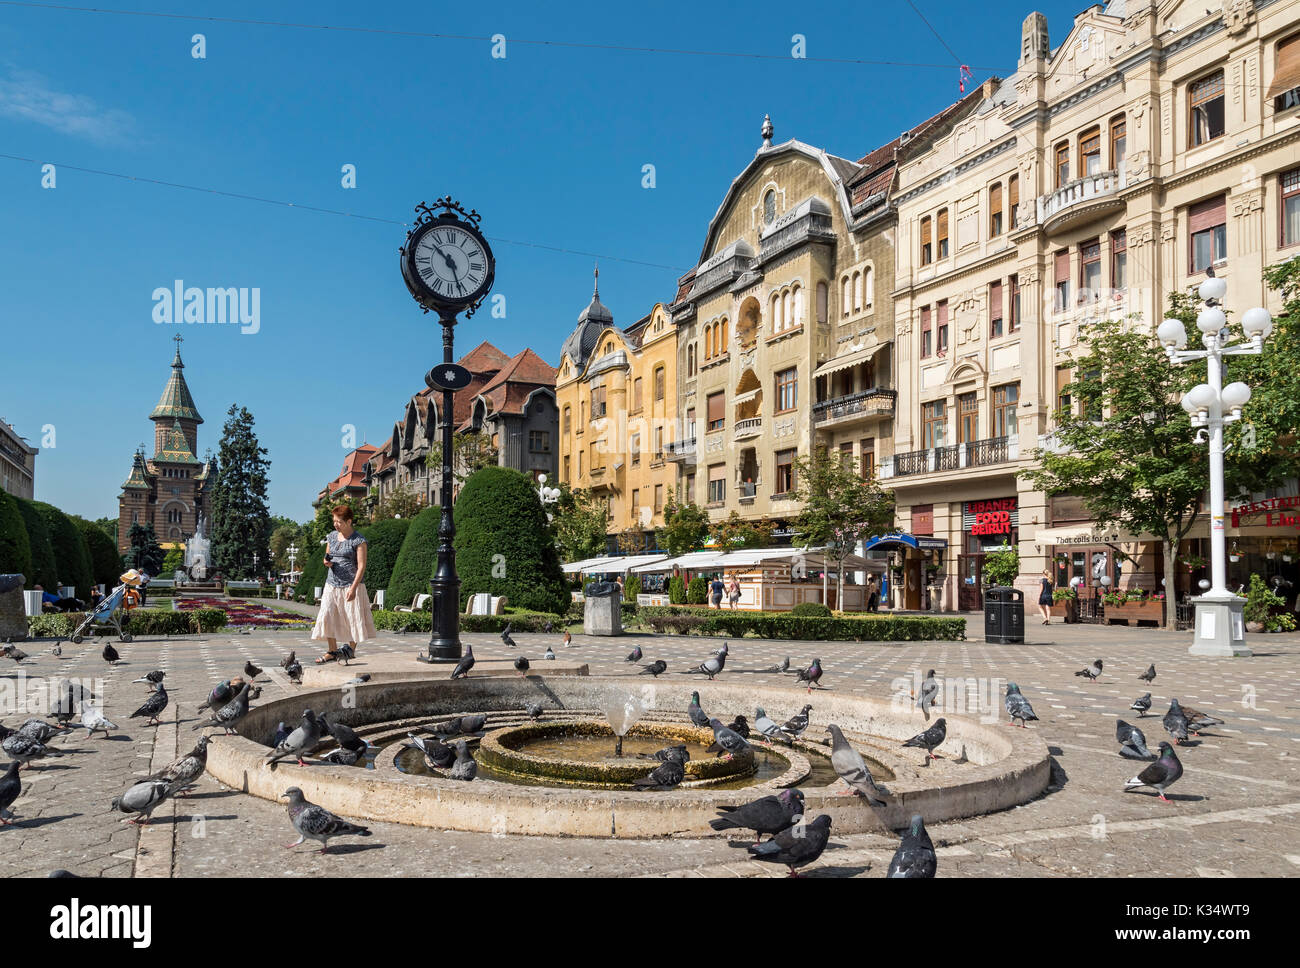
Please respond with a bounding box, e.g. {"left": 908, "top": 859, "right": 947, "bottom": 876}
{"left": 124, "top": 522, "right": 165, "bottom": 577}
{"left": 357, "top": 517, "right": 410, "bottom": 595}
{"left": 657, "top": 495, "right": 710, "bottom": 557}
{"left": 791, "top": 447, "right": 895, "bottom": 607}
{"left": 73, "top": 516, "right": 124, "bottom": 589}
{"left": 711, "top": 511, "right": 775, "bottom": 551}
{"left": 454, "top": 466, "right": 569, "bottom": 614}
{"left": 210, "top": 405, "right": 272, "bottom": 579}
{"left": 13, "top": 497, "right": 57, "bottom": 590}
{"left": 33, "top": 502, "right": 93, "bottom": 598}
{"left": 615, "top": 527, "right": 643, "bottom": 555}
{"left": 982, "top": 545, "right": 1020, "bottom": 587}
{"left": 269, "top": 523, "right": 304, "bottom": 574}
{"left": 551, "top": 484, "right": 610, "bottom": 563}
{"left": 1022, "top": 314, "right": 1204, "bottom": 628}
{"left": 425, "top": 432, "right": 499, "bottom": 485}
{"left": 372, "top": 482, "right": 426, "bottom": 522}
{"left": 91, "top": 516, "right": 118, "bottom": 546}
{"left": 161, "top": 547, "right": 185, "bottom": 576}
{"left": 0, "top": 490, "right": 32, "bottom": 582}
{"left": 385, "top": 505, "right": 442, "bottom": 607}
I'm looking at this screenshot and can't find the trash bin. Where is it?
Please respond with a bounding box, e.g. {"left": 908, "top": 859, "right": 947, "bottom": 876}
{"left": 984, "top": 586, "right": 1024, "bottom": 644}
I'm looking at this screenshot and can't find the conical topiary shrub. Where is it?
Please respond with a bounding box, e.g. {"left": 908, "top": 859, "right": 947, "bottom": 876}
{"left": 33, "top": 501, "right": 93, "bottom": 599}
{"left": 454, "top": 466, "right": 568, "bottom": 615}
{"left": 0, "top": 490, "right": 32, "bottom": 583}
{"left": 73, "top": 516, "right": 124, "bottom": 591}
{"left": 358, "top": 517, "right": 410, "bottom": 596}
{"left": 386, "top": 505, "right": 442, "bottom": 609}
{"left": 294, "top": 545, "right": 327, "bottom": 601}
{"left": 13, "top": 496, "right": 57, "bottom": 590}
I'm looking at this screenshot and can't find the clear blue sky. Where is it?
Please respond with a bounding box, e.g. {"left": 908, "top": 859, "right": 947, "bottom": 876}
{"left": 0, "top": 0, "right": 1088, "bottom": 523}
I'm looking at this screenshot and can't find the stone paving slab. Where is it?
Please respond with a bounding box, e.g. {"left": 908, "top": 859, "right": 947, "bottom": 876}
{"left": 1, "top": 621, "right": 1297, "bottom": 877}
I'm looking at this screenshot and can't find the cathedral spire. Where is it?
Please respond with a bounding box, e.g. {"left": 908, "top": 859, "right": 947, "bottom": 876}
{"left": 150, "top": 340, "right": 203, "bottom": 424}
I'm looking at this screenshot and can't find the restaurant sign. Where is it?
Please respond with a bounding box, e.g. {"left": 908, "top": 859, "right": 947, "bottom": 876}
{"left": 1230, "top": 494, "right": 1300, "bottom": 529}
{"left": 963, "top": 497, "right": 1019, "bottom": 536}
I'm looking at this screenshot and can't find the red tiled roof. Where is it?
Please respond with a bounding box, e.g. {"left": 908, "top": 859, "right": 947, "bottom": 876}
{"left": 457, "top": 340, "right": 511, "bottom": 374}
{"left": 324, "top": 444, "right": 379, "bottom": 495}
{"left": 463, "top": 348, "right": 557, "bottom": 424}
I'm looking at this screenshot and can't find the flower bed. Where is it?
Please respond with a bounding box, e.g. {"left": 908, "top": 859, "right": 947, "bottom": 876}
{"left": 173, "top": 597, "right": 310, "bottom": 628}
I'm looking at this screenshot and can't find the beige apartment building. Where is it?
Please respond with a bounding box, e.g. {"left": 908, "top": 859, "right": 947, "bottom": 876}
{"left": 0, "top": 419, "right": 37, "bottom": 501}
{"left": 888, "top": 0, "right": 1300, "bottom": 611}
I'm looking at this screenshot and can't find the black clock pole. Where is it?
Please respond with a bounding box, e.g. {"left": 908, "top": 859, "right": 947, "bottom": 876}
{"left": 428, "top": 308, "right": 462, "bottom": 662}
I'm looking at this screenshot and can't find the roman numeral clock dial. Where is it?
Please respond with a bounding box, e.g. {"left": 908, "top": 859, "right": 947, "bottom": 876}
{"left": 400, "top": 205, "right": 495, "bottom": 317}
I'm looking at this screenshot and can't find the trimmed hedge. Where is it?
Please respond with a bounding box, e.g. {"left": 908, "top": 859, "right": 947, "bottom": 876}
{"left": 624, "top": 573, "right": 641, "bottom": 603}
{"left": 637, "top": 606, "right": 966, "bottom": 641}
{"left": 371, "top": 608, "right": 566, "bottom": 634}
{"left": 454, "top": 467, "right": 569, "bottom": 615}
{"left": 294, "top": 541, "right": 329, "bottom": 601}
{"left": 386, "top": 505, "right": 441, "bottom": 609}
{"left": 33, "top": 501, "right": 93, "bottom": 599}
{"left": 791, "top": 602, "right": 833, "bottom": 618}
{"left": 74, "top": 516, "right": 123, "bottom": 590}
{"left": 668, "top": 575, "right": 686, "bottom": 604}
{"left": 687, "top": 576, "right": 707, "bottom": 605}
{"left": 13, "top": 497, "right": 56, "bottom": 590}
{"left": 27, "top": 607, "right": 227, "bottom": 637}
{"left": 358, "top": 517, "right": 409, "bottom": 595}
{"left": 0, "top": 490, "right": 33, "bottom": 584}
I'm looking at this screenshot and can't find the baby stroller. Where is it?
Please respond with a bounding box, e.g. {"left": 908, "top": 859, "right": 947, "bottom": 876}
{"left": 70, "top": 581, "right": 134, "bottom": 644}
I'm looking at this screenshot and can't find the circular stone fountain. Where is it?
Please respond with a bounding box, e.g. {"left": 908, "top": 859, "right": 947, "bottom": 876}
{"left": 204, "top": 675, "right": 1051, "bottom": 838}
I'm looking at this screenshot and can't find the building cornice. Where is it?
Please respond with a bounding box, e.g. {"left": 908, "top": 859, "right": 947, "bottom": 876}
{"left": 895, "top": 136, "right": 1017, "bottom": 208}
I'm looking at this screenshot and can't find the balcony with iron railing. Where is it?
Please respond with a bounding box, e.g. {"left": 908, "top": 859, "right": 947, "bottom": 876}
{"left": 811, "top": 387, "right": 897, "bottom": 426}
{"left": 665, "top": 436, "right": 697, "bottom": 463}
{"left": 881, "top": 435, "right": 1019, "bottom": 479}
{"left": 734, "top": 417, "right": 763, "bottom": 441}
{"left": 1037, "top": 169, "right": 1127, "bottom": 235}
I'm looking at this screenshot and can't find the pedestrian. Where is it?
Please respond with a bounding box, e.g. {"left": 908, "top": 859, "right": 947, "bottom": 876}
{"left": 312, "top": 505, "right": 377, "bottom": 663}
{"left": 710, "top": 574, "right": 725, "bottom": 610}
{"left": 727, "top": 574, "right": 741, "bottom": 610}
{"left": 274, "top": 580, "right": 283, "bottom": 601}
{"left": 867, "top": 575, "right": 880, "bottom": 612}
{"left": 1038, "top": 568, "right": 1053, "bottom": 624}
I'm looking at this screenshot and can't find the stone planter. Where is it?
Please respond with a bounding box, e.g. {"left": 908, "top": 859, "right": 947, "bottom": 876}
{"left": 1105, "top": 600, "right": 1166, "bottom": 627}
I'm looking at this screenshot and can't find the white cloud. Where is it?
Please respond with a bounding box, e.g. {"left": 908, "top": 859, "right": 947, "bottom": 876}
{"left": 0, "top": 67, "right": 133, "bottom": 143}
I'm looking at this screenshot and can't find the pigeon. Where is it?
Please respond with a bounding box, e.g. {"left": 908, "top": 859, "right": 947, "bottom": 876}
{"left": 3, "top": 643, "right": 29, "bottom": 663}
{"left": 1116, "top": 719, "right": 1154, "bottom": 759}
{"left": 403, "top": 732, "right": 456, "bottom": 768}
{"left": 686, "top": 645, "right": 727, "bottom": 680}
{"left": 280, "top": 651, "right": 297, "bottom": 670}
{"left": 563, "top": 631, "right": 573, "bottom": 648}
{"left": 132, "top": 671, "right": 166, "bottom": 685}
{"left": 523, "top": 702, "right": 544, "bottom": 721}
{"left": 458, "top": 714, "right": 488, "bottom": 734}
{"left": 344, "top": 674, "right": 371, "bottom": 685}
{"left": 1004, "top": 682, "right": 1039, "bottom": 727}
{"left": 450, "top": 645, "right": 475, "bottom": 680}
{"left": 0, "top": 760, "right": 21, "bottom": 824}
{"left": 543, "top": 645, "right": 555, "bottom": 661}
{"left": 638, "top": 660, "right": 667, "bottom": 677}
{"left": 501, "top": 625, "right": 517, "bottom": 648}
{"left": 192, "top": 681, "right": 253, "bottom": 734}
{"left": 781, "top": 705, "right": 813, "bottom": 742}
{"left": 543, "top": 621, "right": 553, "bottom": 634}
{"left": 514, "top": 656, "right": 530, "bottom": 677}
{"left": 0, "top": 722, "right": 11, "bottom": 740}
{"left": 282, "top": 786, "right": 372, "bottom": 852}
{"left": 148, "top": 736, "right": 211, "bottom": 795}
{"left": 759, "top": 656, "right": 790, "bottom": 674}
{"left": 688, "top": 691, "right": 710, "bottom": 729}
{"left": 52, "top": 640, "right": 62, "bottom": 657}
{"left": 285, "top": 660, "right": 303, "bottom": 684}
{"left": 272, "top": 722, "right": 292, "bottom": 747}
{"left": 1139, "top": 663, "right": 1156, "bottom": 683}
{"left": 102, "top": 643, "right": 119, "bottom": 665}
{"left": 447, "top": 740, "right": 477, "bottom": 781}
{"left": 637, "top": 745, "right": 689, "bottom": 765}
{"left": 80, "top": 705, "right": 117, "bottom": 739}
{"left": 318, "top": 746, "right": 367, "bottom": 766}
{"left": 51, "top": 681, "right": 94, "bottom": 725}
{"left": 887, "top": 814, "right": 937, "bottom": 878}
{"left": 826, "top": 723, "right": 889, "bottom": 806}
{"left": 129, "top": 683, "right": 169, "bottom": 727}
{"left": 625, "top": 646, "right": 642, "bottom": 663}
{"left": 902, "top": 718, "right": 947, "bottom": 762}
{"left": 198, "top": 677, "right": 244, "bottom": 713}
{"left": 917, "top": 669, "right": 939, "bottom": 721}
{"left": 746, "top": 814, "right": 832, "bottom": 877}
{"left": 321, "top": 714, "right": 366, "bottom": 754}
{"left": 265, "top": 710, "right": 324, "bottom": 767}
{"left": 726, "top": 715, "right": 750, "bottom": 739}
{"left": 706, "top": 718, "right": 752, "bottom": 760}
{"left": 244, "top": 661, "right": 263, "bottom": 681}
{"left": 794, "top": 658, "right": 823, "bottom": 692}
{"left": 1163, "top": 699, "right": 1191, "bottom": 745}
{"left": 1074, "top": 659, "right": 1103, "bottom": 682}
{"left": 337, "top": 643, "right": 355, "bottom": 665}
{"left": 423, "top": 718, "right": 465, "bottom": 738}
{"left": 1130, "top": 693, "right": 1152, "bottom": 717}
{"left": 1123, "top": 741, "right": 1184, "bottom": 803}
{"left": 632, "top": 758, "right": 684, "bottom": 790}
{"left": 112, "top": 779, "right": 172, "bottom": 825}
{"left": 2, "top": 733, "right": 63, "bottom": 768}
{"left": 17, "top": 719, "right": 67, "bottom": 744}
{"left": 1181, "top": 705, "right": 1225, "bottom": 736}
{"left": 712, "top": 788, "right": 805, "bottom": 844}
{"left": 753, "top": 707, "right": 792, "bottom": 743}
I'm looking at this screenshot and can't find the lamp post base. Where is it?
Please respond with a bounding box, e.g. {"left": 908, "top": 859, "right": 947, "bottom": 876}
{"left": 1188, "top": 595, "right": 1251, "bottom": 657}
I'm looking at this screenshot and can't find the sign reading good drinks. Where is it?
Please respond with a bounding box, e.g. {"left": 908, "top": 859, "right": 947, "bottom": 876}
{"left": 963, "top": 497, "right": 1019, "bottom": 536}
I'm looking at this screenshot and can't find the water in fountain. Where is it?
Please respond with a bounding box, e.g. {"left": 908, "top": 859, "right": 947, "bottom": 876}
{"left": 601, "top": 689, "right": 652, "bottom": 757}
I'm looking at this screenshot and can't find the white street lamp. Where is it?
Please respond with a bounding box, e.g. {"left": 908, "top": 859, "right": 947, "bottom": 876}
{"left": 287, "top": 544, "right": 299, "bottom": 582}
{"left": 1159, "top": 270, "right": 1272, "bottom": 656}
{"left": 537, "top": 474, "right": 559, "bottom": 524}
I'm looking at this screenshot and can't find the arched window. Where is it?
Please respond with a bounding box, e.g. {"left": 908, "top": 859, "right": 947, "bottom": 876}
{"left": 842, "top": 276, "right": 852, "bottom": 316}
{"left": 705, "top": 326, "right": 713, "bottom": 359}
{"left": 654, "top": 366, "right": 665, "bottom": 402}
{"left": 863, "top": 267, "right": 873, "bottom": 308}
{"left": 771, "top": 294, "right": 781, "bottom": 332}
{"left": 853, "top": 272, "right": 862, "bottom": 311}
{"left": 720, "top": 318, "right": 728, "bottom": 351}
{"left": 783, "top": 290, "right": 793, "bottom": 329}
{"left": 563, "top": 406, "right": 571, "bottom": 435}
{"left": 792, "top": 284, "right": 803, "bottom": 326}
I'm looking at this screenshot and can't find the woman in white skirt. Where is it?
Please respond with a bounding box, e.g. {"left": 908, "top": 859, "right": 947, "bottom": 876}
{"left": 312, "top": 505, "right": 377, "bottom": 663}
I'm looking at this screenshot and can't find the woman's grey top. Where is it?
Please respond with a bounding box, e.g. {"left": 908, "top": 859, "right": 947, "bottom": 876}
{"left": 326, "top": 530, "right": 366, "bottom": 588}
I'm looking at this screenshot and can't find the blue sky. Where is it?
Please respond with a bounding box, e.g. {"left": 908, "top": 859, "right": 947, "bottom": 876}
{"left": 0, "top": 0, "right": 1088, "bottom": 523}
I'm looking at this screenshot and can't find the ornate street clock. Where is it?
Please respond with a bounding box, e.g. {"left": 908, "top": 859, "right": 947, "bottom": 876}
{"left": 400, "top": 197, "right": 495, "bottom": 317}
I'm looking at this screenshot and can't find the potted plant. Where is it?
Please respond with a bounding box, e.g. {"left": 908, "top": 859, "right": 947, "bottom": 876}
{"left": 1178, "top": 554, "right": 1207, "bottom": 572}
{"left": 1050, "top": 586, "right": 1078, "bottom": 622}
{"left": 1243, "top": 574, "right": 1287, "bottom": 633}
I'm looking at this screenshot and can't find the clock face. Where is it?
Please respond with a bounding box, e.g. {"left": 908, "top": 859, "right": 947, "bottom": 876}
{"left": 407, "top": 221, "right": 493, "bottom": 307}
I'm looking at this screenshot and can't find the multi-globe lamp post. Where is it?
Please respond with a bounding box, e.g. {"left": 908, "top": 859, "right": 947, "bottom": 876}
{"left": 1156, "top": 272, "right": 1273, "bottom": 657}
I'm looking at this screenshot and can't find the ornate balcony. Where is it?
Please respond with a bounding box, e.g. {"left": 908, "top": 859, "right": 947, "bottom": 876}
{"left": 665, "top": 436, "right": 697, "bottom": 464}
{"left": 1037, "top": 170, "right": 1127, "bottom": 236}
{"left": 811, "top": 387, "right": 897, "bottom": 427}
{"left": 734, "top": 417, "right": 763, "bottom": 441}
{"left": 881, "top": 436, "right": 1019, "bottom": 479}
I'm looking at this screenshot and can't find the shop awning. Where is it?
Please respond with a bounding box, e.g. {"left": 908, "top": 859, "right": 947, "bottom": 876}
{"left": 813, "top": 343, "right": 879, "bottom": 379}
{"left": 564, "top": 554, "right": 669, "bottom": 574}
{"left": 863, "top": 532, "right": 948, "bottom": 551}
{"left": 562, "top": 556, "right": 615, "bottom": 574}
{"left": 1030, "top": 524, "right": 1158, "bottom": 546}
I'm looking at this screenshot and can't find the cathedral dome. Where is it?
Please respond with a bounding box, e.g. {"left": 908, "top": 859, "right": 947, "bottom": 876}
{"left": 560, "top": 266, "right": 613, "bottom": 368}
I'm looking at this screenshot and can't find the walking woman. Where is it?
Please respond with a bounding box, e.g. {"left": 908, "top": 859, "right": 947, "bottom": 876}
{"left": 727, "top": 574, "right": 741, "bottom": 610}
{"left": 312, "top": 505, "right": 377, "bottom": 663}
{"left": 1038, "top": 568, "right": 1054, "bottom": 625}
